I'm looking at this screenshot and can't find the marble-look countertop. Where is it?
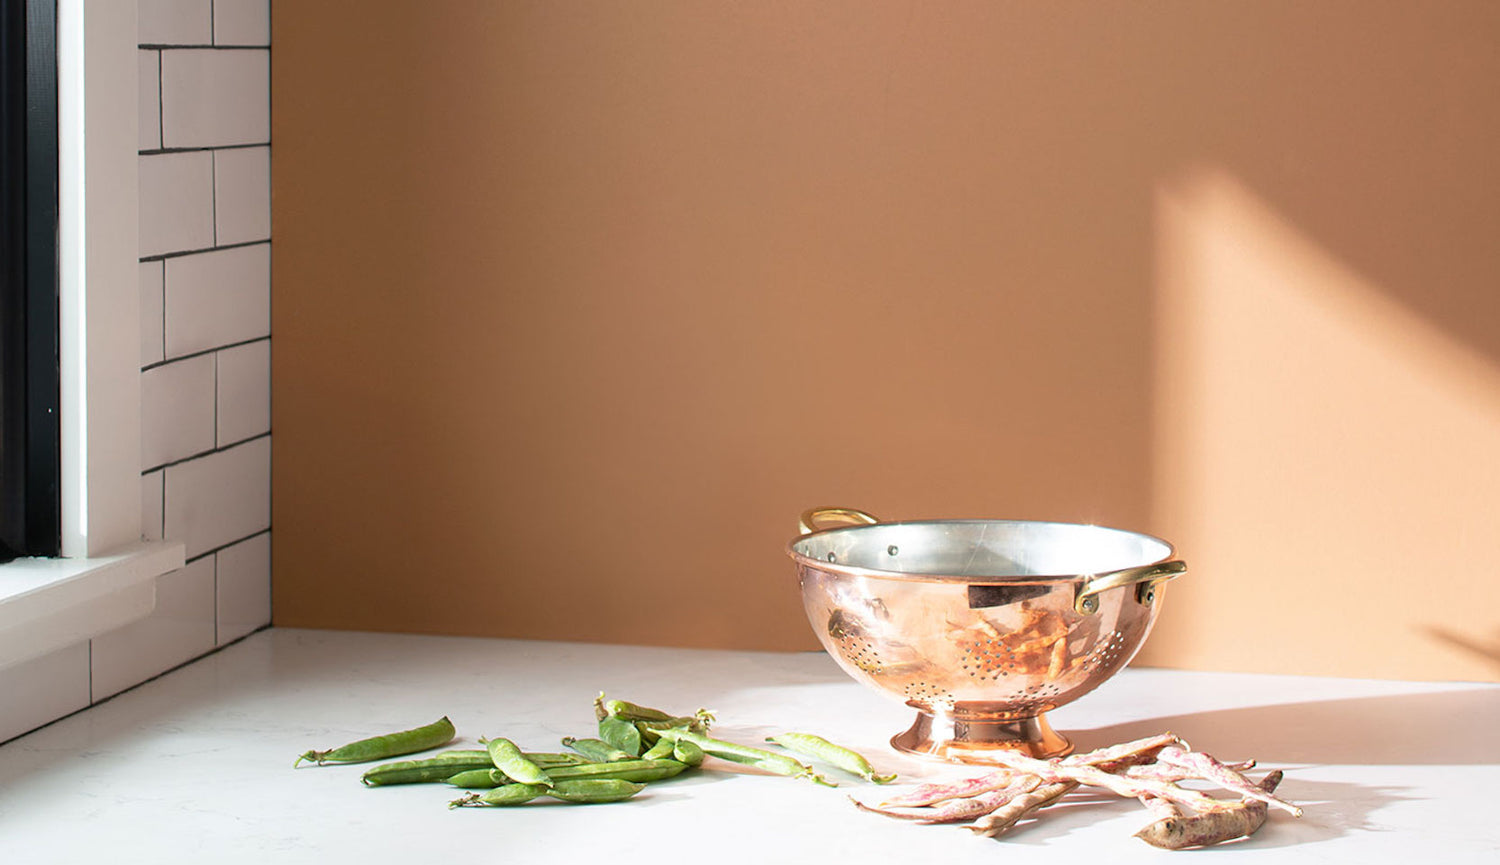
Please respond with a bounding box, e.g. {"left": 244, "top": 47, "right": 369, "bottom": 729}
{"left": 1, "top": 628, "right": 1496, "bottom": 863}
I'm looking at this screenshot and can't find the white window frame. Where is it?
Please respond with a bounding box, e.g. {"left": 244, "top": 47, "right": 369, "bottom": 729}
{"left": 0, "top": 0, "right": 183, "bottom": 670}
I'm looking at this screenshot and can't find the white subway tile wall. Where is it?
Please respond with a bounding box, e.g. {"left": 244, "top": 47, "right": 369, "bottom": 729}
{"left": 164, "top": 244, "right": 272, "bottom": 357}
{"left": 216, "top": 340, "right": 271, "bottom": 446}
{"left": 0, "top": 643, "right": 91, "bottom": 743}
{"left": 139, "top": 151, "right": 215, "bottom": 258}
{"left": 139, "top": 0, "right": 212, "bottom": 47}
{"left": 164, "top": 437, "right": 272, "bottom": 560}
{"left": 213, "top": 146, "right": 271, "bottom": 244}
{"left": 139, "top": 260, "right": 165, "bottom": 366}
{"left": 5, "top": 0, "right": 274, "bottom": 747}
{"left": 138, "top": 50, "right": 161, "bottom": 151}
{"left": 212, "top": 0, "right": 271, "bottom": 48}
{"left": 140, "top": 353, "right": 217, "bottom": 469}
{"left": 90, "top": 556, "right": 218, "bottom": 701}
{"left": 142, "top": 470, "right": 165, "bottom": 542}
{"left": 216, "top": 533, "right": 271, "bottom": 645}
{"left": 160, "top": 49, "right": 270, "bottom": 148}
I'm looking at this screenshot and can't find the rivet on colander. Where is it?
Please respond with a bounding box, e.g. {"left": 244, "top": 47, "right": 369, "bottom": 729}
{"left": 826, "top": 552, "right": 837, "bottom": 562}
{"left": 887, "top": 545, "right": 899, "bottom": 556}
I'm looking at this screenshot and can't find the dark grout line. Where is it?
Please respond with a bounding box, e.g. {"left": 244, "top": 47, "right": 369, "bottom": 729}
{"left": 141, "top": 431, "right": 271, "bottom": 476}
{"left": 186, "top": 528, "right": 272, "bottom": 567}
{"left": 138, "top": 238, "right": 269, "bottom": 264}
{"left": 140, "top": 142, "right": 270, "bottom": 157}
{"left": 142, "top": 336, "right": 270, "bottom": 373}
{"left": 138, "top": 44, "right": 270, "bottom": 51}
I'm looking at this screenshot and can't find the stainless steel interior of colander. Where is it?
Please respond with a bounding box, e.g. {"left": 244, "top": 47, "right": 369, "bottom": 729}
{"left": 790, "top": 519, "right": 1173, "bottom": 580}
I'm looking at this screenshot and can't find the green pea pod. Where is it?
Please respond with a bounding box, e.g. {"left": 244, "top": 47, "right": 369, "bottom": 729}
{"left": 545, "top": 778, "right": 645, "bottom": 804}
{"left": 595, "top": 693, "right": 714, "bottom": 732}
{"left": 562, "top": 737, "right": 633, "bottom": 763}
{"left": 360, "top": 755, "right": 496, "bottom": 786}
{"left": 766, "top": 732, "right": 897, "bottom": 784}
{"left": 485, "top": 737, "right": 553, "bottom": 787}
{"left": 547, "top": 758, "right": 688, "bottom": 783}
{"left": 445, "top": 768, "right": 508, "bottom": 789}
{"left": 671, "top": 738, "right": 705, "bottom": 767}
{"left": 641, "top": 738, "right": 676, "bottom": 761}
{"left": 598, "top": 716, "right": 643, "bottom": 757}
{"left": 452, "top": 758, "right": 685, "bottom": 786}
{"left": 296, "top": 716, "right": 456, "bottom": 767}
{"left": 654, "top": 727, "right": 836, "bottom": 787}
{"left": 448, "top": 783, "right": 548, "bottom": 808}
{"left": 441, "top": 749, "right": 586, "bottom": 767}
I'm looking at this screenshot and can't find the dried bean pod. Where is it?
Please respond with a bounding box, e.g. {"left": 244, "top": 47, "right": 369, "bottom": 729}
{"left": 1135, "top": 770, "right": 1285, "bottom": 849}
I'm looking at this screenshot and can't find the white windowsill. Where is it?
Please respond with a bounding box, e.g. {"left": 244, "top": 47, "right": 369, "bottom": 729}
{"left": 0, "top": 2, "right": 169, "bottom": 673}
{"left": 0, "top": 540, "right": 184, "bottom": 670}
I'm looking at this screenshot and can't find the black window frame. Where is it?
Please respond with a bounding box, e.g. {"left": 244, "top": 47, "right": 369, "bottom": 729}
{"left": 0, "top": 0, "right": 59, "bottom": 563}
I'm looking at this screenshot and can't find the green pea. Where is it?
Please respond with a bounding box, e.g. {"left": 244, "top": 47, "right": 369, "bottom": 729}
{"left": 544, "top": 778, "right": 645, "bottom": 804}
{"left": 598, "top": 716, "right": 643, "bottom": 757}
{"left": 655, "top": 727, "right": 835, "bottom": 787}
{"left": 484, "top": 737, "right": 553, "bottom": 787}
{"left": 360, "top": 754, "right": 496, "bottom": 786}
{"left": 766, "top": 732, "right": 897, "bottom": 784}
{"left": 295, "top": 716, "right": 456, "bottom": 767}
{"left": 562, "top": 737, "right": 633, "bottom": 763}
{"left": 448, "top": 783, "right": 548, "bottom": 808}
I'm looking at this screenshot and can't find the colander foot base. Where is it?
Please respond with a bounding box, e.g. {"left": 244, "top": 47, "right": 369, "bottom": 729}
{"left": 891, "top": 710, "right": 1072, "bottom": 763}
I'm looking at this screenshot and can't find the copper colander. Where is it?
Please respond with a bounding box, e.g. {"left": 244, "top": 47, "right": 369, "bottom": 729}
{"left": 787, "top": 507, "right": 1186, "bottom": 764}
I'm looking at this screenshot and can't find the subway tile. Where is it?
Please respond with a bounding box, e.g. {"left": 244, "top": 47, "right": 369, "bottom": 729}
{"left": 139, "top": 0, "right": 212, "bottom": 46}
{"left": 216, "top": 339, "right": 270, "bottom": 446}
{"left": 140, "top": 355, "right": 216, "bottom": 470}
{"left": 213, "top": 0, "right": 270, "bottom": 47}
{"left": 0, "top": 642, "right": 90, "bottom": 744}
{"left": 214, "top": 146, "right": 270, "bottom": 245}
{"left": 140, "top": 261, "right": 164, "bottom": 366}
{"left": 216, "top": 532, "right": 270, "bottom": 644}
{"left": 139, "top": 50, "right": 161, "bottom": 151}
{"left": 139, "top": 151, "right": 214, "bottom": 258}
{"left": 160, "top": 49, "right": 269, "bottom": 149}
{"left": 89, "top": 557, "right": 216, "bottom": 701}
{"left": 164, "top": 244, "right": 270, "bottom": 358}
{"left": 164, "top": 437, "right": 271, "bottom": 559}
{"left": 142, "top": 469, "right": 164, "bottom": 542}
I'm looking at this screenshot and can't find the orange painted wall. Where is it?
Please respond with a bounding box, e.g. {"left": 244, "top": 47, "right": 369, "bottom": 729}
{"left": 272, "top": 2, "right": 1500, "bottom": 681}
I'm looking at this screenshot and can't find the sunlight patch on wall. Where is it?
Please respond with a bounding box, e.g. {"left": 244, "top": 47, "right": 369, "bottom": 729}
{"left": 1139, "top": 167, "right": 1500, "bottom": 681}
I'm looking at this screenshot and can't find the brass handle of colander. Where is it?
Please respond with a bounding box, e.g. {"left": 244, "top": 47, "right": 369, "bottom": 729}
{"left": 1074, "top": 560, "right": 1187, "bottom": 615}
{"left": 798, "top": 507, "right": 880, "bottom": 535}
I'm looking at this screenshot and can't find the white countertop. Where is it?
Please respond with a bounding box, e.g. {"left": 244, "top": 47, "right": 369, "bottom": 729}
{"left": 1, "top": 628, "right": 1496, "bottom": 863}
